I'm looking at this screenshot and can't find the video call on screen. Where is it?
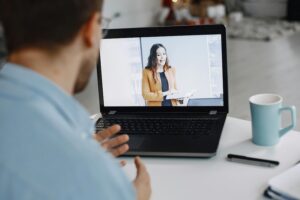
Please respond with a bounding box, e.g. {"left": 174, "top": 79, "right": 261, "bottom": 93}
{"left": 100, "top": 34, "right": 224, "bottom": 107}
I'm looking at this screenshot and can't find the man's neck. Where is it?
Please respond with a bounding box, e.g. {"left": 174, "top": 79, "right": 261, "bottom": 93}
{"left": 8, "top": 48, "right": 81, "bottom": 95}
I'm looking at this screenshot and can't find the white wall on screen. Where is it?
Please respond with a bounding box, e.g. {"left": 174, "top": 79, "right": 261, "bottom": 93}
{"left": 101, "top": 38, "right": 145, "bottom": 106}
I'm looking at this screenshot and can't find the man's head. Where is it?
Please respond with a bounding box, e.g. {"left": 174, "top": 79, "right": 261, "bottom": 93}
{"left": 0, "top": 0, "right": 103, "bottom": 93}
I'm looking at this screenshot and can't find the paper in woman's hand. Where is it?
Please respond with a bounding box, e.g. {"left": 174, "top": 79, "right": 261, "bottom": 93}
{"left": 166, "top": 89, "right": 196, "bottom": 100}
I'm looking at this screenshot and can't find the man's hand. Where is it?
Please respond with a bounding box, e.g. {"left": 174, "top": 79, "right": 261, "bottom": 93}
{"left": 94, "top": 125, "right": 129, "bottom": 158}
{"left": 133, "top": 157, "right": 152, "bottom": 200}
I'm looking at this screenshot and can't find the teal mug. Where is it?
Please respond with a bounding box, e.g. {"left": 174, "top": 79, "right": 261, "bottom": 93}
{"left": 249, "top": 94, "right": 296, "bottom": 146}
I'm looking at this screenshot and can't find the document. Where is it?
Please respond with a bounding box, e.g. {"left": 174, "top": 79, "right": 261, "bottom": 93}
{"left": 166, "top": 89, "right": 197, "bottom": 100}
{"left": 266, "top": 163, "right": 300, "bottom": 199}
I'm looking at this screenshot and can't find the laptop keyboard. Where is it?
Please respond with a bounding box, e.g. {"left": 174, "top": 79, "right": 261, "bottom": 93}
{"left": 96, "top": 117, "right": 219, "bottom": 135}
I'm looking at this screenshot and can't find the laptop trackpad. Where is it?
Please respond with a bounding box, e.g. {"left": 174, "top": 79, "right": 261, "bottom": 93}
{"left": 128, "top": 136, "right": 146, "bottom": 150}
{"left": 128, "top": 135, "right": 202, "bottom": 152}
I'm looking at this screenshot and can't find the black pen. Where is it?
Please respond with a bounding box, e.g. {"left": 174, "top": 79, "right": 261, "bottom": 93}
{"left": 227, "top": 154, "right": 280, "bottom": 168}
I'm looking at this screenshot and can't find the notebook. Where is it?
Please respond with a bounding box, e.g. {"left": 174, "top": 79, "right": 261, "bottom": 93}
{"left": 265, "top": 163, "right": 300, "bottom": 199}
{"left": 96, "top": 25, "right": 228, "bottom": 157}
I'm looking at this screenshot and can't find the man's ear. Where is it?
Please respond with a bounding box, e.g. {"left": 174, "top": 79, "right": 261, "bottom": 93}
{"left": 82, "top": 12, "right": 101, "bottom": 48}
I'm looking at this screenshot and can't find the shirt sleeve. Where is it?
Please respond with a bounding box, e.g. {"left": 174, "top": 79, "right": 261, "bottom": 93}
{"left": 0, "top": 109, "right": 136, "bottom": 200}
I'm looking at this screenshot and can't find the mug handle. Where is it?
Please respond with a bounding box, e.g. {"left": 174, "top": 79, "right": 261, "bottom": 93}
{"left": 279, "top": 106, "right": 296, "bottom": 137}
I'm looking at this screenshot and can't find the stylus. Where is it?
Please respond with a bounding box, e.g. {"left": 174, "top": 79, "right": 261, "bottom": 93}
{"left": 227, "top": 154, "right": 280, "bottom": 168}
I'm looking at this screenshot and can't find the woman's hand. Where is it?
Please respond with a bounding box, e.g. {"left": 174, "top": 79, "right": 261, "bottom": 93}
{"left": 170, "top": 89, "right": 178, "bottom": 94}
{"left": 162, "top": 91, "right": 170, "bottom": 96}
{"left": 163, "top": 89, "right": 178, "bottom": 97}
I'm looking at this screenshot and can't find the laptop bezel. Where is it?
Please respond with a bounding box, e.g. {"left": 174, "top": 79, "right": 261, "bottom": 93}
{"left": 97, "top": 25, "right": 228, "bottom": 114}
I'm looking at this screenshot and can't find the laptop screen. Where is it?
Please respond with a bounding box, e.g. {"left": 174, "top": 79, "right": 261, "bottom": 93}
{"left": 99, "top": 34, "right": 224, "bottom": 107}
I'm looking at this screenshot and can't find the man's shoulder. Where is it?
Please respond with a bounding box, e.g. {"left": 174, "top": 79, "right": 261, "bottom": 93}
{"left": 0, "top": 98, "right": 135, "bottom": 199}
{"left": 0, "top": 90, "right": 66, "bottom": 128}
{"left": 0, "top": 91, "right": 74, "bottom": 158}
{"left": 0, "top": 76, "right": 37, "bottom": 101}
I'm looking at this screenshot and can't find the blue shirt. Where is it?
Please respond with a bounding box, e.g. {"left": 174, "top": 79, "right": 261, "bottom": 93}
{"left": 0, "top": 63, "right": 135, "bottom": 200}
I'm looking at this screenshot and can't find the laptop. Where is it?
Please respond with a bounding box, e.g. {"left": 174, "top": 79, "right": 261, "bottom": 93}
{"left": 96, "top": 25, "right": 228, "bottom": 158}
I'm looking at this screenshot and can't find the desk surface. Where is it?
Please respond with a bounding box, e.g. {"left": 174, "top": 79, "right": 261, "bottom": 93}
{"left": 121, "top": 117, "right": 300, "bottom": 200}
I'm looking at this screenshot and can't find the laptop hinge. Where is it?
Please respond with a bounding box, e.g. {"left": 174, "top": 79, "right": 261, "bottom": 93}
{"left": 108, "top": 111, "right": 117, "bottom": 115}
{"left": 209, "top": 110, "right": 218, "bottom": 115}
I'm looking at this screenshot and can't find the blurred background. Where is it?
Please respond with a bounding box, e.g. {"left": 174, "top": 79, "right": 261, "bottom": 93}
{"left": 1, "top": 0, "right": 300, "bottom": 129}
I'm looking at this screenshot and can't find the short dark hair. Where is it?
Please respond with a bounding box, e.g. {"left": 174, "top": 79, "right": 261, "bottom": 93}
{"left": 0, "top": 0, "right": 103, "bottom": 53}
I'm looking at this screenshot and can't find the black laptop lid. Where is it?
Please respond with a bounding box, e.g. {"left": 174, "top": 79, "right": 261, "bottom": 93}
{"left": 97, "top": 25, "right": 228, "bottom": 114}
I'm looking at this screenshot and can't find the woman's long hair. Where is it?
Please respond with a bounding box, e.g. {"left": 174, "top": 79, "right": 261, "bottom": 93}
{"left": 145, "top": 43, "right": 171, "bottom": 83}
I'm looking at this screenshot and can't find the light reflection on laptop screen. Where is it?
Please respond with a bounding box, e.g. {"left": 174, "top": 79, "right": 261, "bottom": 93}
{"left": 100, "top": 35, "right": 223, "bottom": 107}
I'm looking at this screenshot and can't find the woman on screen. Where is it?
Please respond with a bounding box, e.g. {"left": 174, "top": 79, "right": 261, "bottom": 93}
{"left": 142, "top": 43, "right": 178, "bottom": 106}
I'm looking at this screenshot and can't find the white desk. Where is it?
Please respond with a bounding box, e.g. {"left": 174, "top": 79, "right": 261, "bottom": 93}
{"left": 121, "top": 117, "right": 300, "bottom": 200}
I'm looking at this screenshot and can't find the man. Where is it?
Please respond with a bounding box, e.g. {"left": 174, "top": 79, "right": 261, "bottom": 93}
{"left": 0, "top": 0, "right": 151, "bottom": 199}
